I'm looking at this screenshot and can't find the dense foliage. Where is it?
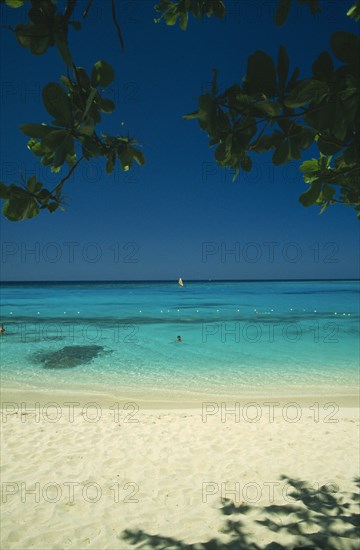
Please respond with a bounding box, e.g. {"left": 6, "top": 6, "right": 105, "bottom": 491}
{"left": 1, "top": 0, "right": 359, "bottom": 220}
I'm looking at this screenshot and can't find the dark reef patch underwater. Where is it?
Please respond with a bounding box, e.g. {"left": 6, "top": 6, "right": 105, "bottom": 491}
{"left": 32, "top": 345, "right": 111, "bottom": 369}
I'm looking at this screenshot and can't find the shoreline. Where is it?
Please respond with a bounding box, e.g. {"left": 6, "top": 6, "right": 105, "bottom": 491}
{"left": 1, "top": 384, "right": 359, "bottom": 409}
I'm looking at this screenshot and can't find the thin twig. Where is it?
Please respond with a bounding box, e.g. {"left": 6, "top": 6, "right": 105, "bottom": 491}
{"left": 72, "top": 63, "right": 88, "bottom": 108}
{"left": 50, "top": 155, "right": 84, "bottom": 197}
{"left": 83, "top": 0, "right": 94, "bottom": 18}
{"left": 216, "top": 100, "right": 324, "bottom": 122}
{"left": 318, "top": 133, "right": 349, "bottom": 148}
{"left": 64, "top": 0, "right": 77, "bottom": 21}
{"left": 111, "top": 0, "right": 124, "bottom": 51}
{"left": 329, "top": 198, "right": 359, "bottom": 206}
{"left": 249, "top": 120, "right": 271, "bottom": 150}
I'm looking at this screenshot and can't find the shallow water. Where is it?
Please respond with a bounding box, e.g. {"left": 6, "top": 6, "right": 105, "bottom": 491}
{"left": 0, "top": 280, "right": 359, "bottom": 397}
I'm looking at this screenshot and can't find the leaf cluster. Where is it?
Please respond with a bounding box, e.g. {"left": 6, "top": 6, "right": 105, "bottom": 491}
{"left": 0, "top": 176, "right": 61, "bottom": 221}
{"left": 185, "top": 31, "right": 360, "bottom": 217}
{"left": 1, "top": 1, "right": 145, "bottom": 221}
{"left": 8, "top": 0, "right": 80, "bottom": 66}
{"left": 154, "top": 0, "right": 226, "bottom": 30}
{"left": 2, "top": 0, "right": 360, "bottom": 220}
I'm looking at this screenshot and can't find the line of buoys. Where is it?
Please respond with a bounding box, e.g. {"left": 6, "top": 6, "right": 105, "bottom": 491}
{"left": 3, "top": 308, "right": 353, "bottom": 317}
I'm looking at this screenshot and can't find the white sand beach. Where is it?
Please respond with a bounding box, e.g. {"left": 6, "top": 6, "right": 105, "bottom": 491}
{"left": 1, "top": 392, "right": 359, "bottom": 549}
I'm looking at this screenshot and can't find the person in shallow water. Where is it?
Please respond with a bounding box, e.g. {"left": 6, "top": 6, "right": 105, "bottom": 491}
{"left": 177, "top": 335, "right": 182, "bottom": 343}
{"left": 0, "top": 324, "right": 5, "bottom": 334}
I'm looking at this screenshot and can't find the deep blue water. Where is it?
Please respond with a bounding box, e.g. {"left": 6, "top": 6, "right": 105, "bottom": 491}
{"left": 0, "top": 280, "right": 359, "bottom": 397}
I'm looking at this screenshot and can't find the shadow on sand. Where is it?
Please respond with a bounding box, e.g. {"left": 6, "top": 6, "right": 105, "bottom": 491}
{"left": 120, "top": 476, "right": 360, "bottom": 549}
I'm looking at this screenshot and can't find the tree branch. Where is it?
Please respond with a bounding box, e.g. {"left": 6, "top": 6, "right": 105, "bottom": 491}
{"left": 83, "top": 0, "right": 94, "bottom": 18}
{"left": 249, "top": 120, "right": 271, "bottom": 150}
{"left": 64, "top": 0, "right": 77, "bottom": 22}
{"left": 216, "top": 100, "right": 324, "bottom": 122}
{"left": 50, "top": 155, "right": 84, "bottom": 198}
{"left": 111, "top": 0, "right": 124, "bottom": 51}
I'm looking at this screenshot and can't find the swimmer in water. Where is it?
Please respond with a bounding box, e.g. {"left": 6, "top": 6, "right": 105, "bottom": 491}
{"left": 177, "top": 335, "right": 182, "bottom": 343}
{"left": 0, "top": 324, "right": 5, "bottom": 334}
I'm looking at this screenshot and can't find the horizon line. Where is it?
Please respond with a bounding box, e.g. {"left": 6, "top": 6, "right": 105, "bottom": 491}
{"left": 1, "top": 278, "right": 359, "bottom": 284}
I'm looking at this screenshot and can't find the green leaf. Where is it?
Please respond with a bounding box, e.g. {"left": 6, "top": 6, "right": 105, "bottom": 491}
{"left": 0, "top": 182, "right": 10, "bottom": 200}
{"left": 28, "top": 7, "right": 47, "bottom": 24}
{"left": 99, "top": 98, "right": 116, "bottom": 113}
{"left": 83, "top": 88, "right": 98, "bottom": 119}
{"left": 42, "top": 83, "right": 73, "bottom": 126}
{"left": 347, "top": 1, "right": 360, "bottom": 21}
{"left": 212, "top": 1, "right": 226, "bottom": 18}
{"left": 164, "top": 12, "right": 178, "bottom": 26}
{"left": 91, "top": 61, "right": 115, "bottom": 87}
{"left": 106, "top": 153, "right": 116, "bottom": 174}
{"left": 215, "top": 142, "right": 227, "bottom": 163}
{"left": 289, "top": 140, "right": 301, "bottom": 160}
{"left": 330, "top": 32, "right": 360, "bottom": 66}
{"left": 42, "top": 129, "right": 68, "bottom": 150}
{"left": 253, "top": 131, "right": 282, "bottom": 153}
{"left": 26, "top": 175, "right": 39, "bottom": 193}
{"left": 3, "top": 195, "right": 39, "bottom": 221}
{"left": 77, "top": 123, "right": 94, "bottom": 137}
{"left": 317, "top": 136, "right": 343, "bottom": 155}
{"left": 16, "top": 25, "right": 50, "bottom": 55}
{"left": 27, "top": 139, "right": 44, "bottom": 157}
{"left": 285, "top": 80, "right": 328, "bottom": 108}
{"left": 20, "top": 123, "right": 55, "bottom": 138}
{"left": 255, "top": 100, "right": 281, "bottom": 116}
{"left": 299, "top": 159, "right": 319, "bottom": 181}
{"left": 275, "top": 0, "right": 291, "bottom": 26}
{"left": 298, "top": 126, "right": 315, "bottom": 149}
{"left": 183, "top": 110, "right": 200, "bottom": 121}
{"left": 287, "top": 67, "right": 300, "bottom": 91}
{"left": 312, "top": 52, "right": 333, "bottom": 81}
{"left": 322, "top": 184, "right": 336, "bottom": 201}
{"left": 243, "top": 51, "right": 277, "bottom": 97}
{"left": 179, "top": 12, "right": 188, "bottom": 30}
{"left": 272, "top": 140, "right": 291, "bottom": 165}
{"left": 240, "top": 156, "right": 252, "bottom": 172}
{"left": 53, "top": 136, "right": 73, "bottom": 168}
{"left": 5, "top": 0, "right": 25, "bottom": 8}
{"left": 74, "top": 67, "right": 91, "bottom": 90}
{"left": 299, "top": 181, "right": 322, "bottom": 207}
{"left": 277, "top": 45, "right": 289, "bottom": 93}
{"left": 47, "top": 202, "right": 59, "bottom": 213}
{"left": 132, "top": 149, "right": 145, "bottom": 166}
{"left": 117, "top": 145, "right": 133, "bottom": 171}
{"left": 55, "top": 35, "right": 73, "bottom": 67}
{"left": 69, "top": 20, "right": 81, "bottom": 30}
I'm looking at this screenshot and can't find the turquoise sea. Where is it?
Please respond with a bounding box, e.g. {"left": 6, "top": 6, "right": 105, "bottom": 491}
{"left": 0, "top": 280, "right": 359, "bottom": 399}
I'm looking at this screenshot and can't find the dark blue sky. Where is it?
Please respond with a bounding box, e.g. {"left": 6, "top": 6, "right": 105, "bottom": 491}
{"left": 0, "top": 0, "right": 359, "bottom": 281}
